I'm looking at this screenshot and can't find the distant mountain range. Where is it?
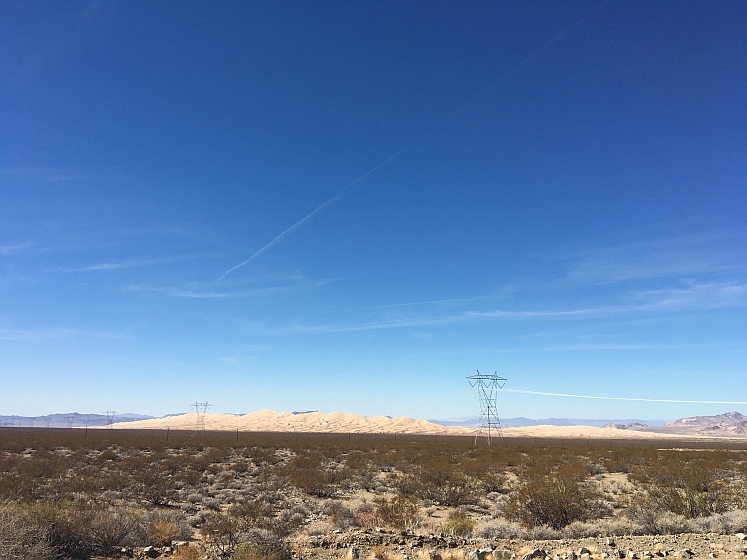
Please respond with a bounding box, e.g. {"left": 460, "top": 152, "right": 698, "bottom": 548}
{"left": 605, "top": 411, "right": 747, "bottom": 437}
{"left": 0, "top": 412, "right": 153, "bottom": 428}
{"left": 431, "top": 416, "right": 668, "bottom": 428}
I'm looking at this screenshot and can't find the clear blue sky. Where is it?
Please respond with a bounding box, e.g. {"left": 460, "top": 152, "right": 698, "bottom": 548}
{"left": 1, "top": 1, "right": 745, "bottom": 420}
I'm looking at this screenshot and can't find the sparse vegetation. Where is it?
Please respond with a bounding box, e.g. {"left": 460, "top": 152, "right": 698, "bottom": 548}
{"left": 1, "top": 427, "right": 746, "bottom": 559}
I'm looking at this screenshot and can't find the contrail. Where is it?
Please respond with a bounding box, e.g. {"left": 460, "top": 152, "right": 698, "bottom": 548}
{"left": 218, "top": 140, "right": 420, "bottom": 280}
{"left": 503, "top": 388, "right": 747, "bottom": 405}
{"left": 220, "top": 1, "right": 612, "bottom": 280}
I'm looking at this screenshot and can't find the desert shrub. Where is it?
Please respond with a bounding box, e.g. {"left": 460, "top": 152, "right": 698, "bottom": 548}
{"left": 283, "top": 454, "right": 346, "bottom": 497}
{"left": 505, "top": 462, "right": 603, "bottom": 529}
{"left": 325, "top": 501, "right": 355, "bottom": 529}
{"left": 133, "top": 465, "right": 177, "bottom": 506}
{"left": 442, "top": 509, "right": 476, "bottom": 536}
{"left": 629, "top": 509, "right": 695, "bottom": 535}
{"left": 229, "top": 530, "right": 291, "bottom": 560}
{"left": 272, "top": 509, "right": 306, "bottom": 537}
{"left": 31, "top": 501, "right": 97, "bottom": 556}
{"left": 353, "top": 502, "right": 378, "bottom": 529}
{"left": 304, "top": 521, "right": 334, "bottom": 536}
{"left": 0, "top": 502, "right": 55, "bottom": 560}
{"left": 172, "top": 544, "right": 203, "bottom": 560}
{"left": 479, "top": 470, "right": 507, "bottom": 494}
{"left": 473, "top": 518, "right": 523, "bottom": 539}
{"left": 644, "top": 463, "right": 735, "bottom": 518}
{"left": 397, "top": 466, "right": 474, "bottom": 506}
{"left": 88, "top": 509, "right": 139, "bottom": 548}
{"left": 718, "top": 509, "right": 747, "bottom": 533}
{"left": 140, "top": 511, "right": 192, "bottom": 546}
{"left": 374, "top": 495, "right": 420, "bottom": 531}
{"left": 524, "top": 524, "right": 561, "bottom": 540}
{"left": 147, "top": 518, "right": 182, "bottom": 546}
{"left": 203, "top": 512, "right": 243, "bottom": 556}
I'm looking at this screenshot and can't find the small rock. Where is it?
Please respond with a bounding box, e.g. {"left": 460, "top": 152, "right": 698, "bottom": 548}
{"left": 522, "top": 549, "right": 548, "bottom": 560}
{"left": 578, "top": 549, "right": 592, "bottom": 556}
{"left": 494, "top": 550, "right": 513, "bottom": 560}
{"left": 428, "top": 550, "right": 442, "bottom": 560}
{"left": 608, "top": 539, "right": 617, "bottom": 548}
{"left": 680, "top": 550, "right": 694, "bottom": 560}
{"left": 627, "top": 551, "right": 639, "bottom": 559}
{"left": 470, "top": 548, "right": 496, "bottom": 560}
{"left": 737, "top": 534, "right": 746, "bottom": 541}
{"left": 143, "top": 546, "right": 160, "bottom": 559}
{"left": 172, "top": 541, "right": 188, "bottom": 548}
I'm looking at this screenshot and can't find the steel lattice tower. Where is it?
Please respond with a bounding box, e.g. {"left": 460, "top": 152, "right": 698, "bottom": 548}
{"left": 190, "top": 401, "right": 213, "bottom": 433}
{"left": 466, "top": 370, "right": 507, "bottom": 445}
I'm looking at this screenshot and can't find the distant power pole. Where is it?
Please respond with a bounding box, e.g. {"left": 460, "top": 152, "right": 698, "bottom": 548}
{"left": 45, "top": 417, "right": 51, "bottom": 428}
{"left": 467, "top": 370, "right": 507, "bottom": 446}
{"left": 105, "top": 410, "right": 116, "bottom": 429}
{"left": 190, "top": 402, "right": 213, "bottom": 434}
{"left": 67, "top": 415, "right": 74, "bottom": 429}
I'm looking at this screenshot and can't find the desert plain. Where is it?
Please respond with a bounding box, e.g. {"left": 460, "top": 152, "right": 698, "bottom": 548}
{"left": 2, "top": 411, "right": 747, "bottom": 560}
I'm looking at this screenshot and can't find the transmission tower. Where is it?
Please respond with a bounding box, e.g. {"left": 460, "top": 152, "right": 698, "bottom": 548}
{"left": 105, "top": 410, "right": 116, "bottom": 429}
{"left": 466, "top": 370, "right": 507, "bottom": 446}
{"left": 190, "top": 402, "right": 213, "bottom": 433}
{"left": 67, "top": 415, "right": 74, "bottom": 429}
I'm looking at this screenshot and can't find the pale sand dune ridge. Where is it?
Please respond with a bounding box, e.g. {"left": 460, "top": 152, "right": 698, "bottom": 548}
{"left": 108, "top": 409, "right": 729, "bottom": 439}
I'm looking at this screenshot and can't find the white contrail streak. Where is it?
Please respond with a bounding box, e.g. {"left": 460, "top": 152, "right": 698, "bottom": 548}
{"left": 220, "top": 1, "right": 612, "bottom": 280}
{"left": 218, "top": 140, "right": 422, "bottom": 280}
{"left": 502, "top": 388, "right": 747, "bottom": 405}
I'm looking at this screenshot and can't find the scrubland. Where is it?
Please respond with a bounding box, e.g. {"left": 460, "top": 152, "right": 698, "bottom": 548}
{"left": 1, "top": 428, "right": 747, "bottom": 560}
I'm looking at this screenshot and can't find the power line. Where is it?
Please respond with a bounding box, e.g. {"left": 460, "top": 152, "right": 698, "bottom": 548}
{"left": 503, "top": 388, "right": 747, "bottom": 405}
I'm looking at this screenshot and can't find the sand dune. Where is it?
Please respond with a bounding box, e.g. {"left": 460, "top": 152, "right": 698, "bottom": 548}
{"left": 110, "top": 409, "right": 476, "bottom": 435}
{"left": 108, "top": 409, "right": 738, "bottom": 439}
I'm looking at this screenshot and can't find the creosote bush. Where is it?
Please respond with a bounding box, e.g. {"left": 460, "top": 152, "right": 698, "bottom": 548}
{"left": 505, "top": 462, "right": 603, "bottom": 529}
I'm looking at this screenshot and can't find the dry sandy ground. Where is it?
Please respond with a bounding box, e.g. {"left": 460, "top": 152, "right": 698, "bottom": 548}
{"left": 109, "top": 410, "right": 737, "bottom": 441}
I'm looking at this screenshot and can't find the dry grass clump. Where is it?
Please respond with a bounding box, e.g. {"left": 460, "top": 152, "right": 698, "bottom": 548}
{"left": 172, "top": 544, "right": 203, "bottom": 560}
{"left": 441, "top": 509, "right": 477, "bottom": 536}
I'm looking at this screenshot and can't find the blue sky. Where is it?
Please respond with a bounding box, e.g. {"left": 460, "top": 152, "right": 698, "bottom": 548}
{"left": 1, "top": 1, "right": 745, "bottom": 420}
